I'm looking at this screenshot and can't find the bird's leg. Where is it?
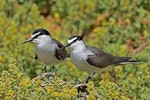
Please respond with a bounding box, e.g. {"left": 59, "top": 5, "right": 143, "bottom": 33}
{"left": 82, "top": 72, "right": 95, "bottom": 83}
{"left": 49, "top": 65, "right": 55, "bottom": 73}
{"left": 46, "top": 65, "right": 55, "bottom": 81}
{"left": 84, "top": 75, "right": 92, "bottom": 84}
{"left": 77, "top": 73, "right": 96, "bottom": 98}
{"left": 43, "top": 65, "right": 47, "bottom": 73}
{"left": 37, "top": 65, "right": 47, "bottom": 80}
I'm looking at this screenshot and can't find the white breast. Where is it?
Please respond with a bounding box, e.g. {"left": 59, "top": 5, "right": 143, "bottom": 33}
{"left": 70, "top": 47, "right": 96, "bottom": 73}
{"left": 36, "top": 42, "right": 61, "bottom": 65}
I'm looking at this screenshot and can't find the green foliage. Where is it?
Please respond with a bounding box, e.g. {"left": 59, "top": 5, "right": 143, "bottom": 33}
{"left": 1, "top": 58, "right": 150, "bottom": 99}
{"left": 1, "top": 0, "right": 150, "bottom": 99}
{"left": 0, "top": 58, "right": 78, "bottom": 99}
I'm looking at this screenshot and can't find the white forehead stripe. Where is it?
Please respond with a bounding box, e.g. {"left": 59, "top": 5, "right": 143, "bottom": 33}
{"left": 68, "top": 37, "right": 77, "bottom": 43}
{"left": 31, "top": 32, "right": 41, "bottom": 38}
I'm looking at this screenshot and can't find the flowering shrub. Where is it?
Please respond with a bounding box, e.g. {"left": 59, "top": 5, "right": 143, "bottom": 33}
{"left": 1, "top": 0, "right": 150, "bottom": 99}
{"left": 1, "top": 58, "right": 150, "bottom": 99}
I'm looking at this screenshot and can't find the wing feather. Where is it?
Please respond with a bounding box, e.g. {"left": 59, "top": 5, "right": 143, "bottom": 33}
{"left": 53, "top": 39, "right": 67, "bottom": 60}
{"left": 86, "top": 46, "right": 115, "bottom": 68}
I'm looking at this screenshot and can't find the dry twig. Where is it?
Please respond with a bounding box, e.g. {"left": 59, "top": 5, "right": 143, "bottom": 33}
{"left": 32, "top": 72, "right": 56, "bottom": 83}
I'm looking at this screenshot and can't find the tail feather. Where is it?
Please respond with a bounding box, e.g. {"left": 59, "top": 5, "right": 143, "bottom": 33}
{"left": 113, "top": 57, "right": 140, "bottom": 65}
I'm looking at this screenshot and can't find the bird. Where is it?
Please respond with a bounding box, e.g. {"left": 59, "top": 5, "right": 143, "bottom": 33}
{"left": 23, "top": 28, "right": 68, "bottom": 74}
{"left": 62, "top": 35, "right": 140, "bottom": 83}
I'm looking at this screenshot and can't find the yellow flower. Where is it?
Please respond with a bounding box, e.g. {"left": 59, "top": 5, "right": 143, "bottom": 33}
{"left": 5, "top": 96, "right": 14, "bottom": 100}
{"left": 65, "top": 94, "right": 71, "bottom": 100}
{"left": 110, "top": 91, "right": 119, "bottom": 99}
{"left": 109, "top": 18, "right": 116, "bottom": 26}
{"left": 99, "top": 80, "right": 107, "bottom": 85}
{"left": 102, "top": 20, "right": 108, "bottom": 26}
{"left": 54, "top": 12, "right": 60, "bottom": 20}
{"left": 31, "top": 3, "right": 38, "bottom": 13}
{"left": 17, "top": 72, "right": 23, "bottom": 79}
{"left": 87, "top": 81, "right": 94, "bottom": 89}
{"left": 0, "top": 93, "right": 2, "bottom": 97}
{"left": 53, "top": 92, "right": 60, "bottom": 97}
{"left": 88, "top": 2, "right": 95, "bottom": 9}
{"left": 8, "top": 57, "right": 16, "bottom": 64}
{"left": 46, "top": 88, "right": 52, "bottom": 94}
{"left": 0, "top": 17, "right": 5, "bottom": 26}
{"left": 34, "top": 79, "right": 43, "bottom": 85}
{"left": 101, "top": 72, "right": 111, "bottom": 80}
{"left": 88, "top": 95, "right": 95, "bottom": 100}
{"left": 69, "top": 88, "right": 77, "bottom": 95}
{"left": 120, "top": 95, "right": 130, "bottom": 100}
{"left": 93, "top": 27, "right": 99, "bottom": 33}
{"left": 0, "top": 0, "right": 6, "bottom": 11}
{"left": 19, "top": 78, "right": 31, "bottom": 87}
{"left": 143, "top": 30, "right": 148, "bottom": 37}
{"left": 58, "top": 93, "right": 63, "bottom": 97}
{"left": 36, "top": 87, "right": 43, "bottom": 91}
{"left": 0, "top": 84, "right": 6, "bottom": 92}
{"left": 63, "top": 88, "right": 69, "bottom": 93}
{"left": 7, "top": 89, "right": 15, "bottom": 97}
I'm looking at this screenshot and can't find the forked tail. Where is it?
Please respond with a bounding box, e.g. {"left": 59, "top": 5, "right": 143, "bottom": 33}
{"left": 113, "top": 57, "right": 140, "bottom": 65}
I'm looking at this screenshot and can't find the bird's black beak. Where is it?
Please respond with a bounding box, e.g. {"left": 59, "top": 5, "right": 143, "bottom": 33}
{"left": 62, "top": 43, "right": 71, "bottom": 50}
{"left": 22, "top": 37, "right": 33, "bottom": 44}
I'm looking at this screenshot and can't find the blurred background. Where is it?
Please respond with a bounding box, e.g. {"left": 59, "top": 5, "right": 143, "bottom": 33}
{"left": 0, "top": 0, "right": 150, "bottom": 99}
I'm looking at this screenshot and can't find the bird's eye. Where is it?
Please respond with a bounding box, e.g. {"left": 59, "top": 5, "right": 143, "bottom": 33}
{"left": 77, "top": 36, "right": 82, "bottom": 40}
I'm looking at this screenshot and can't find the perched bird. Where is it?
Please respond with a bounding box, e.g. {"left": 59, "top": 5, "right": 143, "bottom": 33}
{"left": 63, "top": 35, "right": 140, "bottom": 83}
{"left": 23, "top": 28, "right": 67, "bottom": 74}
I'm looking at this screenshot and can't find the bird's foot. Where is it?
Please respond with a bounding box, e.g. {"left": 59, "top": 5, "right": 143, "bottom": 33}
{"left": 37, "top": 65, "right": 47, "bottom": 77}
{"left": 73, "top": 82, "right": 89, "bottom": 98}
{"left": 75, "top": 73, "right": 95, "bottom": 98}
{"left": 73, "top": 76, "right": 91, "bottom": 99}
{"left": 49, "top": 65, "right": 55, "bottom": 73}
{"left": 38, "top": 72, "right": 47, "bottom": 78}
{"left": 32, "top": 66, "right": 56, "bottom": 83}
{"left": 47, "top": 71, "right": 56, "bottom": 77}
{"left": 46, "top": 66, "right": 56, "bottom": 81}
{"left": 38, "top": 65, "right": 55, "bottom": 79}
{"left": 81, "top": 76, "right": 92, "bottom": 84}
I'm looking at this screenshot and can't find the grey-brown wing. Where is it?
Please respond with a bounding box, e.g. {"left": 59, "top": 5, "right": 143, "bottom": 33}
{"left": 86, "top": 46, "right": 115, "bottom": 68}
{"left": 53, "top": 39, "right": 67, "bottom": 60}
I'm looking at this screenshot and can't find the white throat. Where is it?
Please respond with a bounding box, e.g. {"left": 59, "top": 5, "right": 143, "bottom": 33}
{"left": 35, "top": 36, "right": 60, "bottom": 65}
{"left": 70, "top": 40, "right": 86, "bottom": 50}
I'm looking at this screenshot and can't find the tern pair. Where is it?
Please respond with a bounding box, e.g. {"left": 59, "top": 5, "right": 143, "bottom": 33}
{"left": 23, "top": 28, "right": 139, "bottom": 82}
